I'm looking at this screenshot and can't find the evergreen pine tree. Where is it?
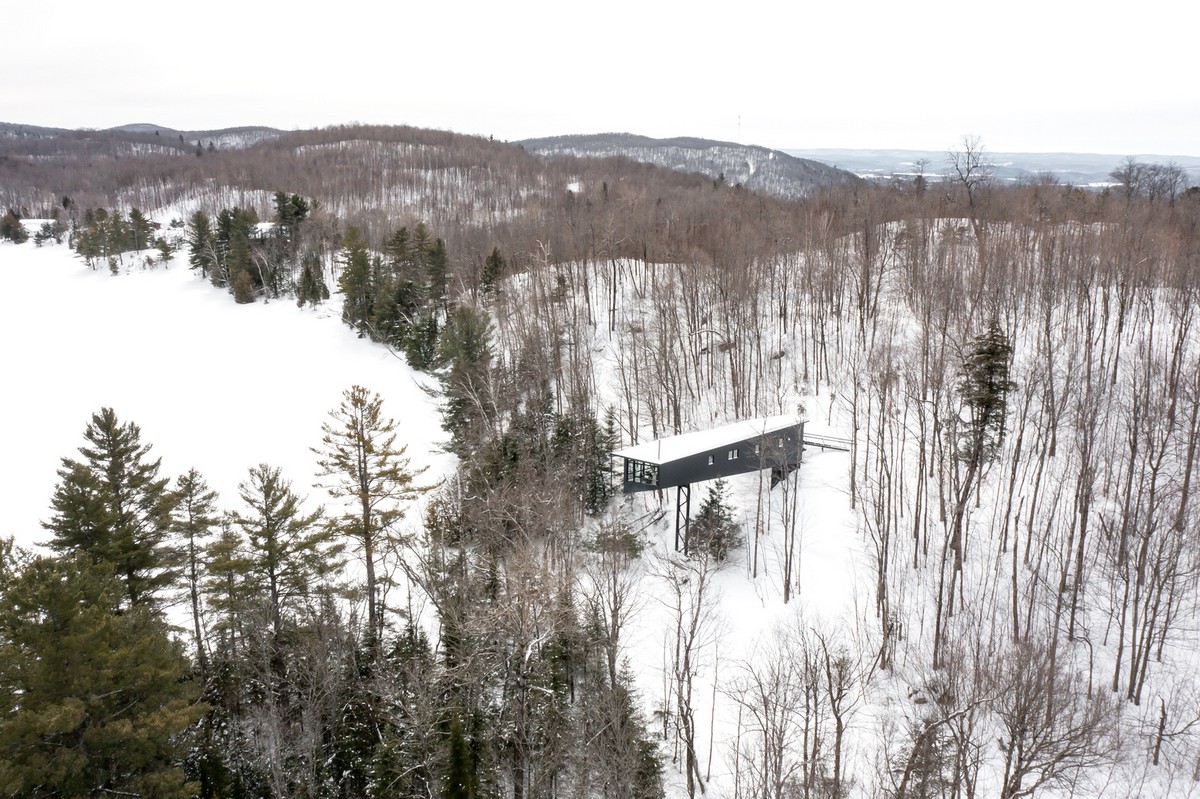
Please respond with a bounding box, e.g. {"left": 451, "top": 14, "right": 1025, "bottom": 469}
{"left": 404, "top": 312, "right": 441, "bottom": 371}
{"left": 171, "top": 468, "right": 221, "bottom": 678}
{"left": 437, "top": 306, "right": 496, "bottom": 458}
{"left": 295, "top": 253, "right": 329, "bottom": 308}
{"left": 580, "top": 659, "right": 662, "bottom": 798}
{"left": 45, "top": 407, "right": 178, "bottom": 608}
{"left": 0, "top": 555, "right": 204, "bottom": 798}
{"left": 384, "top": 226, "right": 411, "bottom": 264}
{"left": 690, "top": 479, "right": 741, "bottom": 562}
{"left": 187, "top": 210, "right": 214, "bottom": 278}
{"left": 202, "top": 516, "right": 254, "bottom": 659}
{"left": 232, "top": 464, "right": 339, "bottom": 638}
{"left": 0, "top": 210, "right": 28, "bottom": 243}
{"left": 156, "top": 236, "right": 174, "bottom": 264}
{"left": 230, "top": 269, "right": 255, "bottom": 304}
{"left": 273, "top": 191, "right": 310, "bottom": 232}
{"left": 213, "top": 208, "right": 234, "bottom": 278}
{"left": 480, "top": 247, "right": 505, "bottom": 296}
{"left": 338, "top": 227, "right": 374, "bottom": 338}
{"left": 129, "top": 208, "right": 153, "bottom": 251}
{"left": 959, "top": 316, "right": 1017, "bottom": 466}
{"left": 442, "top": 711, "right": 475, "bottom": 799}
{"left": 313, "top": 385, "right": 431, "bottom": 648}
{"left": 106, "top": 209, "right": 132, "bottom": 255}
{"left": 226, "top": 209, "right": 257, "bottom": 302}
{"left": 411, "top": 222, "right": 433, "bottom": 264}
{"left": 74, "top": 225, "right": 100, "bottom": 266}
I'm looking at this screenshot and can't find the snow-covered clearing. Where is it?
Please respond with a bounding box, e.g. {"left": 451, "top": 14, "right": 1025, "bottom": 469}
{"left": 0, "top": 239, "right": 453, "bottom": 551}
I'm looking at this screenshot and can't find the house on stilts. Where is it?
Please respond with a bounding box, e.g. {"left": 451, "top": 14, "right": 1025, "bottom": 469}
{"left": 613, "top": 415, "right": 848, "bottom": 554}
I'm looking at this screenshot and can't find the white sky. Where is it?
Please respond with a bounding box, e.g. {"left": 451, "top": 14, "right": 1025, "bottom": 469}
{"left": 4, "top": 0, "right": 1198, "bottom": 156}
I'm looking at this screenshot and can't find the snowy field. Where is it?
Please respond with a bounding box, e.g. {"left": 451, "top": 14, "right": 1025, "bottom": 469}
{"left": 0, "top": 238, "right": 454, "bottom": 551}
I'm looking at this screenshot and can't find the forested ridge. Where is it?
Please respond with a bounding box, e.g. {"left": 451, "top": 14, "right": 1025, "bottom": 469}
{"left": 2, "top": 124, "right": 1200, "bottom": 799}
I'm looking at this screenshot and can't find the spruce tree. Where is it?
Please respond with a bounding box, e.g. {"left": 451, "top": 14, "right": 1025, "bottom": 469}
{"left": 959, "top": 316, "right": 1016, "bottom": 466}
{"left": 296, "top": 253, "right": 329, "bottom": 308}
{"left": 442, "top": 710, "right": 479, "bottom": 799}
{"left": 426, "top": 238, "right": 450, "bottom": 316}
{"left": 129, "top": 208, "right": 153, "bottom": 251}
{"left": 437, "top": 305, "right": 496, "bottom": 458}
{"left": 584, "top": 407, "right": 619, "bottom": 516}
{"left": 45, "top": 407, "right": 178, "bottom": 608}
{"left": 480, "top": 247, "right": 505, "bottom": 296}
{"left": 691, "top": 479, "right": 741, "bottom": 562}
{"left": 187, "top": 210, "right": 214, "bottom": 278}
{"left": 0, "top": 555, "right": 203, "bottom": 798}
{"left": 338, "top": 227, "right": 374, "bottom": 337}
{"left": 947, "top": 316, "right": 1017, "bottom": 571}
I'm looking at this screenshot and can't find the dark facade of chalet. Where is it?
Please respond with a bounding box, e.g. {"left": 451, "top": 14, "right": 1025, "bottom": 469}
{"left": 616, "top": 418, "right": 805, "bottom": 494}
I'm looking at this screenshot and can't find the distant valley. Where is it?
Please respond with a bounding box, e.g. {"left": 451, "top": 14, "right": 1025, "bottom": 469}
{"left": 787, "top": 146, "right": 1200, "bottom": 187}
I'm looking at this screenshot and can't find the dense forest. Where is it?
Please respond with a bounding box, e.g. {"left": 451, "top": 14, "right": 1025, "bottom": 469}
{"left": 1, "top": 124, "right": 1199, "bottom": 799}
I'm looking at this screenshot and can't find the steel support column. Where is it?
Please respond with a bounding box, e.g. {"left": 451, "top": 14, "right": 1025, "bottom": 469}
{"left": 675, "top": 483, "right": 691, "bottom": 554}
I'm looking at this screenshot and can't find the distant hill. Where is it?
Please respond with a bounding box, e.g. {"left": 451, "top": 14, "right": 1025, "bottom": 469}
{"left": 0, "top": 122, "right": 817, "bottom": 271}
{"left": 0, "top": 121, "right": 282, "bottom": 153}
{"left": 0, "top": 122, "right": 71, "bottom": 139}
{"left": 520, "top": 133, "right": 859, "bottom": 198}
{"left": 108, "top": 123, "right": 283, "bottom": 149}
{"left": 787, "top": 147, "right": 1200, "bottom": 188}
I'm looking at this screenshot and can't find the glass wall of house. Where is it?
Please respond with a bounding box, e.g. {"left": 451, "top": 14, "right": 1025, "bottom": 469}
{"left": 623, "top": 458, "right": 659, "bottom": 487}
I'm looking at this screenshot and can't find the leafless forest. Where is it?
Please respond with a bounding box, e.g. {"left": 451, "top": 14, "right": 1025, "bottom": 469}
{"left": 2, "top": 124, "right": 1199, "bottom": 798}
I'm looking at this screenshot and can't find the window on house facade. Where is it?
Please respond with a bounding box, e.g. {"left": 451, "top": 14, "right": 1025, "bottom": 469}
{"left": 623, "top": 459, "right": 659, "bottom": 486}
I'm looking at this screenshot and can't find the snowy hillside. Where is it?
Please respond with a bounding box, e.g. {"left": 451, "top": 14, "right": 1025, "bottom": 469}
{"left": 482, "top": 207, "right": 1200, "bottom": 798}
{"left": 520, "top": 133, "right": 859, "bottom": 198}
{"left": 3, "top": 171, "right": 1200, "bottom": 799}
{"left": 0, "top": 233, "right": 873, "bottom": 799}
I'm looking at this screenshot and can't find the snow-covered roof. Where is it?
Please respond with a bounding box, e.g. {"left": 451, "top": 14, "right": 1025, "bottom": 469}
{"left": 613, "top": 415, "right": 801, "bottom": 464}
{"left": 19, "top": 218, "right": 56, "bottom": 233}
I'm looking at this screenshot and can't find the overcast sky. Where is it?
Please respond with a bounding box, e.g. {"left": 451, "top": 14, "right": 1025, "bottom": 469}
{"left": 5, "top": 0, "right": 1197, "bottom": 156}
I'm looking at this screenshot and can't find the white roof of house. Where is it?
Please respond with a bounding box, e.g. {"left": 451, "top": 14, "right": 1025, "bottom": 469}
{"left": 614, "top": 415, "right": 802, "bottom": 464}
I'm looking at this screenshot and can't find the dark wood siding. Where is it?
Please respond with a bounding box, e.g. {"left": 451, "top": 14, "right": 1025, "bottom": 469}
{"left": 621, "top": 422, "right": 804, "bottom": 493}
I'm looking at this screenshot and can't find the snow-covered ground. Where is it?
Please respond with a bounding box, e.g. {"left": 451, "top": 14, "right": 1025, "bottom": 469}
{"left": 0, "top": 235, "right": 872, "bottom": 797}
{"left": 0, "top": 238, "right": 454, "bottom": 551}
{"left": 8, "top": 221, "right": 1195, "bottom": 798}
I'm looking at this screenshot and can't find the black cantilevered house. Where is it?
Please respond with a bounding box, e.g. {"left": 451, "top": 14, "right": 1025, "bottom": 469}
{"left": 615, "top": 415, "right": 806, "bottom": 494}
{"left": 614, "top": 416, "right": 809, "bottom": 553}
